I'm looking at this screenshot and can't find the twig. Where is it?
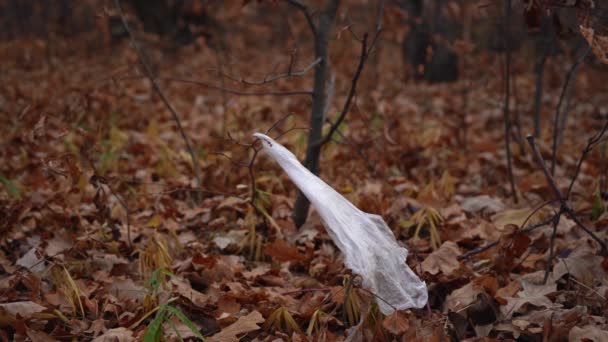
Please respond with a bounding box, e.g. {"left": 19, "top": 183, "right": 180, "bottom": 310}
{"left": 210, "top": 151, "right": 250, "bottom": 168}
{"left": 281, "top": 287, "right": 332, "bottom": 296}
{"left": 503, "top": 0, "right": 518, "bottom": 203}
{"left": 285, "top": 0, "right": 317, "bottom": 36}
{"left": 114, "top": 0, "right": 203, "bottom": 204}
{"left": 315, "top": 0, "right": 384, "bottom": 148}
{"left": 533, "top": 14, "right": 553, "bottom": 138}
{"left": 550, "top": 44, "right": 591, "bottom": 175}
{"left": 85, "top": 156, "right": 133, "bottom": 249}
{"left": 265, "top": 113, "right": 296, "bottom": 135}
{"left": 160, "top": 77, "right": 313, "bottom": 97}
{"left": 526, "top": 135, "right": 607, "bottom": 251}
{"left": 544, "top": 211, "right": 561, "bottom": 284}
{"left": 232, "top": 57, "right": 321, "bottom": 86}
{"left": 117, "top": 75, "right": 313, "bottom": 97}
{"left": 566, "top": 119, "right": 608, "bottom": 198}
{"left": 568, "top": 275, "right": 607, "bottom": 301}
{"left": 458, "top": 217, "right": 554, "bottom": 260}
{"left": 527, "top": 135, "right": 564, "bottom": 199}
{"left": 213, "top": 47, "right": 229, "bottom": 134}
{"left": 315, "top": 33, "right": 369, "bottom": 147}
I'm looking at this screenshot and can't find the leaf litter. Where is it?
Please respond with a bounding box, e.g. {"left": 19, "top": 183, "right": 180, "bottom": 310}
{"left": 2, "top": 4, "right": 608, "bottom": 340}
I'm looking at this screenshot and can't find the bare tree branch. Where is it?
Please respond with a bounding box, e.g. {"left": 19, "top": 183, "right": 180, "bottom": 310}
{"left": 235, "top": 58, "right": 321, "bottom": 86}
{"left": 316, "top": 33, "right": 369, "bottom": 147}
{"left": 458, "top": 217, "right": 554, "bottom": 260}
{"left": 114, "top": 0, "right": 203, "bottom": 203}
{"left": 317, "top": 0, "right": 384, "bottom": 147}
{"left": 567, "top": 119, "right": 608, "bottom": 198}
{"left": 551, "top": 44, "right": 591, "bottom": 174}
{"left": 159, "top": 77, "right": 313, "bottom": 97}
{"left": 285, "top": 0, "right": 317, "bottom": 36}
{"left": 503, "top": 0, "right": 518, "bottom": 203}
{"left": 527, "top": 135, "right": 607, "bottom": 251}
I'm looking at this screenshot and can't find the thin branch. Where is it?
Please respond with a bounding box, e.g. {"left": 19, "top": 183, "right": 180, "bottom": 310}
{"left": 526, "top": 135, "right": 607, "bottom": 251}
{"left": 159, "top": 76, "right": 313, "bottom": 97}
{"left": 503, "top": 0, "right": 518, "bottom": 203}
{"left": 236, "top": 58, "right": 321, "bottom": 86}
{"left": 544, "top": 211, "right": 561, "bottom": 284}
{"left": 85, "top": 156, "right": 132, "bottom": 249}
{"left": 566, "top": 119, "right": 608, "bottom": 198}
{"left": 316, "top": 33, "right": 369, "bottom": 147}
{"left": 274, "top": 126, "right": 310, "bottom": 140}
{"left": 550, "top": 44, "right": 591, "bottom": 175}
{"left": 533, "top": 13, "right": 553, "bottom": 138}
{"left": 210, "top": 151, "right": 250, "bottom": 168}
{"left": 527, "top": 135, "right": 564, "bottom": 199}
{"left": 458, "top": 217, "right": 554, "bottom": 260}
{"left": 285, "top": 0, "right": 317, "bottom": 36}
{"left": 114, "top": 0, "right": 203, "bottom": 204}
{"left": 266, "top": 113, "right": 296, "bottom": 135}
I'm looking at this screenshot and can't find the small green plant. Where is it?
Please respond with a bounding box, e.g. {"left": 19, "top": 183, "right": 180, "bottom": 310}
{"left": 591, "top": 188, "right": 605, "bottom": 221}
{"left": 0, "top": 173, "right": 21, "bottom": 200}
{"left": 135, "top": 270, "right": 205, "bottom": 341}
{"left": 142, "top": 301, "right": 206, "bottom": 342}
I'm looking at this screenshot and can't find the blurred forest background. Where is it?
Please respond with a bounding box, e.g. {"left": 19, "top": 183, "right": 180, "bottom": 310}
{"left": 2, "top": 0, "right": 608, "bottom": 341}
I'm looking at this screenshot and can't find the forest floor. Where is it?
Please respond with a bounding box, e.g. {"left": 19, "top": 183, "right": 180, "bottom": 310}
{"left": 2, "top": 12, "right": 608, "bottom": 341}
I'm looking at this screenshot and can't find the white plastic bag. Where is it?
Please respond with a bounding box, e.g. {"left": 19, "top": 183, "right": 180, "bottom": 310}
{"left": 254, "top": 133, "right": 428, "bottom": 314}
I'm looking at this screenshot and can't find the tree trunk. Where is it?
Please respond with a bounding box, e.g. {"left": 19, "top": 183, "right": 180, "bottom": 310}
{"left": 293, "top": 0, "right": 340, "bottom": 228}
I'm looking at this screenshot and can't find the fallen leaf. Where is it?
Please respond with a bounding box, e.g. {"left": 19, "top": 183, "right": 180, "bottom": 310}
{"left": 466, "top": 293, "right": 498, "bottom": 326}
{"left": 91, "top": 327, "right": 135, "bottom": 342}
{"left": 421, "top": 241, "right": 461, "bottom": 275}
{"left": 500, "top": 295, "right": 553, "bottom": 320}
{"left": 552, "top": 249, "right": 608, "bottom": 286}
{"left": 26, "top": 328, "right": 59, "bottom": 342}
{"left": 15, "top": 247, "right": 45, "bottom": 274}
{"left": 105, "top": 278, "right": 145, "bottom": 302}
{"left": 461, "top": 195, "right": 505, "bottom": 214}
{"left": 382, "top": 311, "right": 409, "bottom": 335}
{"left": 444, "top": 282, "right": 482, "bottom": 312}
{"left": 0, "top": 301, "right": 46, "bottom": 319}
{"left": 169, "top": 277, "right": 208, "bottom": 308}
{"left": 580, "top": 26, "right": 608, "bottom": 64}
{"left": 569, "top": 324, "right": 608, "bottom": 342}
{"left": 264, "top": 239, "right": 307, "bottom": 263}
{"left": 209, "top": 310, "right": 264, "bottom": 342}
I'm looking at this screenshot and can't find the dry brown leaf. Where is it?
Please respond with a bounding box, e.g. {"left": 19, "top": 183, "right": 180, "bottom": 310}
{"left": 15, "top": 247, "right": 45, "bottom": 274}
{"left": 209, "top": 310, "right": 264, "bottom": 342}
{"left": 553, "top": 249, "right": 608, "bottom": 286}
{"left": 444, "top": 282, "right": 482, "bottom": 312}
{"left": 105, "top": 278, "right": 145, "bottom": 302}
{"left": 264, "top": 239, "right": 307, "bottom": 263}
{"left": 382, "top": 310, "right": 409, "bottom": 335}
{"left": 492, "top": 208, "right": 542, "bottom": 229}
{"left": 421, "top": 241, "right": 461, "bottom": 275}
{"left": 580, "top": 26, "right": 608, "bottom": 64}
{"left": 164, "top": 316, "right": 202, "bottom": 341}
{"left": 500, "top": 295, "right": 553, "bottom": 320}
{"left": 91, "top": 327, "right": 135, "bottom": 342}
{"left": 569, "top": 325, "right": 608, "bottom": 342}
{"left": 26, "top": 328, "right": 59, "bottom": 342}
{"left": 168, "top": 278, "right": 208, "bottom": 308}
{"left": 461, "top": 195, "right": 505, "bottom": 214}
{"left": 0, "top": 301, "right": 46, "bottom": 319}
